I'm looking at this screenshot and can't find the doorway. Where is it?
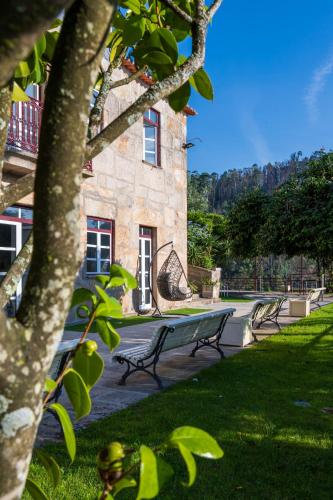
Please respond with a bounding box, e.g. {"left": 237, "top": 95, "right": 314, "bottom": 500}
{"left": 138, "top": 226, "right": 153, "bottom": 311}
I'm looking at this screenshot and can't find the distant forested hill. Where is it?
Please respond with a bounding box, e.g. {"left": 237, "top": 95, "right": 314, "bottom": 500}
{"left": 188, "top": 151, "right": 318, "bottom": 213}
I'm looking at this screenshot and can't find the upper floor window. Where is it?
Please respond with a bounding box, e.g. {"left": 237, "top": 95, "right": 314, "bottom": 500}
{"left": 86, "top": 217, "right": 113, "bottom": 275}
{"left": 143, "top": 109, "right": 160, "bottom": 166}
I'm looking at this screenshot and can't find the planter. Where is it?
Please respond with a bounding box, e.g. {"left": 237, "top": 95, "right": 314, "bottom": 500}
{"left": 201, "top": 284, "right": 220, "bottom": 299}
{"left": 221, "top": 316, "right": 254, "bottom": 347}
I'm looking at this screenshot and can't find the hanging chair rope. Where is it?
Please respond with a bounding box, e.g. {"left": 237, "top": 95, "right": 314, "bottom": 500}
{"left": 149, "top": 241, "right": 192, "bottom": 316}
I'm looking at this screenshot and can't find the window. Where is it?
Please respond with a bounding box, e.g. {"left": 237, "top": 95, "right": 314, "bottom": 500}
{"left": 86, "top": 217, "right": 113, "bottom": 275}
{"left": 0, "top": 205, "right": 33, "bottom": 316}
{"left": 143, "top": 109, "right": 160, "bottom": 166}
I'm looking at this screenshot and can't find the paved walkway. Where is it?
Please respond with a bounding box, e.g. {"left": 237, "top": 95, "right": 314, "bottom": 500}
{"left": 37, "top": 298, "right": 331, "bottom": 443}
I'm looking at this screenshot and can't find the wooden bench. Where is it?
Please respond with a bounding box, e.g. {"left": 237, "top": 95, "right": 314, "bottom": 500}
{"left": 113, "top": 308, "right": 235, "bottom": 388}
{"left": 221, "top": 297, "right": 286, "bottom": 346}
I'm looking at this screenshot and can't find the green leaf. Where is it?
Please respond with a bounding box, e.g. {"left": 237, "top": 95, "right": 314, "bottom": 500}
{"left": 44, "top": 378, "right": 57, "bottom": 393}
{"left": 12, "top": 82, "right": 29, "bottom": 102}
{"left": 35, "top": 34, "right": 46, "bottom": 57}
{"left": 73, "top": 347, "right": 104, "bottom": 390}
{"left": 14, "top": 61, "right": 31, "bottom": 78}
{"left": 71, "top": 288, "right": 95, "bottom": 309}
{"left": 152, "top": 28, "right": 178, "bottom": 65}
{"left": 44, "top": 31, "right": 59, "bottom": 62}
{"left": 95, "top": 275, "right": 111, "bottom": 287}
{"left": 113, "top": 476, "right": 137, "bottom": 496}
{"left": 25, "top": 478, "right": 49, "bottom": 500}
{"left": 49, "top": 403, "right": 76, "bottom": 461}
{"left": 122, "top": 16, "right": 146, "bottom": 46}
{"left": 189, "top": 68, "right": 214, "bottom": 100}
{"left": 136, "top": 445, "right": 159, "bottom": 500}
{"left": 168, "top": 81, "right": 191, "bottom": 112}
{"left": 142, "top": 50, "right": 173, "bottom": 67}
{"left": 95, "top": 288, "right": 123, "bottom": 318}
{"left": 110, "top": 264, "right": 137, "bottom": 290}
{"left": 120, "top": 0, "right": 141, "bottom": 15}
{"left": 35, "top": 449, "right": 61, "bottom": 488}
{"left": 168, "top": 426, "right": 224, "bottom": 458}
{"left": 156, "top": 456, "right": 174, "bottom": 490}
{"left": 95, "top": 319, "right": 121, "bottom": 351}
{"left": 63, "top": 368, "right": 91, "bottom": 420}
{"left": 177, "top": 443, "right": 196, "bottom": 486}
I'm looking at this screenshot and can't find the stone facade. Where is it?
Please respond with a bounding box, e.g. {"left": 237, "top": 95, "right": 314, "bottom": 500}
{"left": 2, "top": 66, "right": 190, "bottom": 315}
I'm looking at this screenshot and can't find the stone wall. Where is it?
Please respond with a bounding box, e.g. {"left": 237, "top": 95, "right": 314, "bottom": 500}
{"left": 2, "top": 66, "right": 189, "bottom": 316}
{"left": 76, "top": 66, "right": 189, "bottom": 314}
{"left": 188, "top": 265, "right": 221, "bottom": 295}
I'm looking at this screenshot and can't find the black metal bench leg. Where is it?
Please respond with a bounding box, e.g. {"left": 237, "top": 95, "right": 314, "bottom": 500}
{"left": 189, "top": 341, "right": 199, "bottom": 357}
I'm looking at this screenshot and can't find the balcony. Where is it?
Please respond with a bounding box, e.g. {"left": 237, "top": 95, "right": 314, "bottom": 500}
{"left": 6, "top": 98, "right": 93, "bottom": 174}
{"left": 7, "top": 98, "right": 42, "bottom": 154}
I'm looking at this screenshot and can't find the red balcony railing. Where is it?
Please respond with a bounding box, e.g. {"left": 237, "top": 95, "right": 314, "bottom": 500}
{"left": 6, "top": 98, "right": 93, "bottom": 173}
{"left": 7, "top": 98, "right": 43, "bottom": 154}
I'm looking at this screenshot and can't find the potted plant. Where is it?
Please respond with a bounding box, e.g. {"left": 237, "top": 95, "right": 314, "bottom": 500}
{"left": 201, "top": 278, "right": 220, "bottom": 299}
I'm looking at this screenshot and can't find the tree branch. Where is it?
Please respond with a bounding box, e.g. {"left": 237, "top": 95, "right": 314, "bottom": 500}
{"left": 0, "top": 0, "right": 74, "bottom": 88}
{"left": 159, "top": 0, "right": 193, "bottom": 24}
{"left": 207, "top": 0, "right": 223, "bottom": 20}
{"left": 86, "top": 15, "right": 209, "bottom": 161}
{"left": 110, "top": 66, "right": 147, "bottom": 90}
{"left": 0, "top": 172, "right": 35, "bottom": 212}
{"left": 0, "top": 233, "right": 33, "bottom": 309}
{"left": 88, "top": 48, "right": 127, "bottom": 138}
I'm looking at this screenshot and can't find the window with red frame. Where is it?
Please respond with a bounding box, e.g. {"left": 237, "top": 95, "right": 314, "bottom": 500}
{"left": 143, "top": 109, "right": 160, "bottom": 166}
{"left": 86, "top": 217, "right": 113, "bottom": 275}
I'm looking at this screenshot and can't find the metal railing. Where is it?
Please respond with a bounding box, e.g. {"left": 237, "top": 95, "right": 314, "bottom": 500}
{"left": 221, "top": 274, "right": 331, "bottom": 294}
{"left": 7, "top": 98, "right": 43, "bottom": 154}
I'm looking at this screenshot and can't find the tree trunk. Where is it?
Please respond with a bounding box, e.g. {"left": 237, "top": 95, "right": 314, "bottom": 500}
{"left": 0, "top": 1, "right": 116, "bottom": 498}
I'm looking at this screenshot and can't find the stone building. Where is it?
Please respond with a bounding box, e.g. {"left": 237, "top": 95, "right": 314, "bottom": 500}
{"left": 1, "top": 61, "right": 194, "bottom": 315}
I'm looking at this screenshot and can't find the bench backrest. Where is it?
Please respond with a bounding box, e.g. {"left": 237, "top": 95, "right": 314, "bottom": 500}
{"left": 306, "top": 288, "right": 326, "bottom": 303}
{"left": 150, "top": 309, "right": 235, "bottom": 354}
{"left": 250, "top": 296, "right": 286, "bottom": 322}
{"left": 250, "top": 300, "right": 275, "bottom": 322}
{"left": 48, "top": 339, "right": 80, "bottom": 380}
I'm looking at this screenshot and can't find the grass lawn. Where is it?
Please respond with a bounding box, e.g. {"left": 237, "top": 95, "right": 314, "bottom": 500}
{"left": 220, "top": 295, "right": 254, "bottom": 302}
{"left": 31, "top": 305, "right": 333, "bottom": 499}
{"left": 65, "top": 308, "right": 212, "bottom": 331}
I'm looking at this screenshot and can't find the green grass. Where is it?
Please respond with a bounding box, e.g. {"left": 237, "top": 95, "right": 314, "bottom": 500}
{"left": 65, "top": 308, "right": 212, "bottom": 331}
{"left": 164, "top": 307, "right": 212, "bottom": 315}
{"left": 220, "top": 295, "right": 254, "bottom": 302}
{"left": 31, "top": 305, "right": 333, "bottom": 499}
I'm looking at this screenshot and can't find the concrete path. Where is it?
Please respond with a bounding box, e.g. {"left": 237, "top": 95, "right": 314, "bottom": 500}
{"left": 37, "top": 298, "right": 331, "bottom": 443}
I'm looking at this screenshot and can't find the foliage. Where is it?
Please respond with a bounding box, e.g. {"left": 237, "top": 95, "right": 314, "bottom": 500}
{"left": 187, "top": 211, "right": 228, "bottom": 269}
{"left": 187, "top": 151, "right": 308, "bottom": 214}
{"left": 201, "top": 278, "right": 218, "bottom": 286}
{"left": 13, "top": 2, "right": 214, "bottom": 113}
{"left": 261, "top": 151, "right": 333, "bottom": 270}
{"left": 226, "top": 188, "right": 270, "bottom": 259}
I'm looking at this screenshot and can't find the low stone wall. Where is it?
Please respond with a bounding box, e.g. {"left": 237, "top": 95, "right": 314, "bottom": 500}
{"left": 188, "top": 265, "right": 221, "bottom": 295}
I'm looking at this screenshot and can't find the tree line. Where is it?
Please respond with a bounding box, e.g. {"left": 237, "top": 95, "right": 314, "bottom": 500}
{"left": 188, "top": 150, "right": 333, "bottom": 278}
{"left": 188, "top": 150, "right": 321, "bottom": 213}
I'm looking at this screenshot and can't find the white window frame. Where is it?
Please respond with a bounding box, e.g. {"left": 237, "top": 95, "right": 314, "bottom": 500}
{"left": 86, "top": 217, "right": 113, "bottom": 275}
{"left": 143, "top": 109, "right": 160, "bottom": 166}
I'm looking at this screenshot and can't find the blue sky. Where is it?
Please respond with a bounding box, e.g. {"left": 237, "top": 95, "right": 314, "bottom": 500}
{"left": 186, "top": 0, "right": 333, "bottom": 173}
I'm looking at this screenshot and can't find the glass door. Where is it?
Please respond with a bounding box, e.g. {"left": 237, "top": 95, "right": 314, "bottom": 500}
{"left": 139, "top": 226, "right": 152, "bottom": 311}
